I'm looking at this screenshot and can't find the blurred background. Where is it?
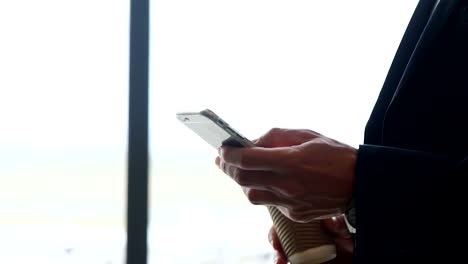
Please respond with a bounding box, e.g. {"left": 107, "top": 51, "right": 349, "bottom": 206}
{"left": 0, "top": 0, "right": 418, "bottom": 263}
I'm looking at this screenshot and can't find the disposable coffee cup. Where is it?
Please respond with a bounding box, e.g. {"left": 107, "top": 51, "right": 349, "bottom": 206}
{"left": 268, "top": 206, "right": 337, "bottom": 264}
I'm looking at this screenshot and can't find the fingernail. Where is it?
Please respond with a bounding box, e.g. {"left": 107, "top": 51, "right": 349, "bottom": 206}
{"left": 268, "top": 233, "right": 273, "bottom": 245}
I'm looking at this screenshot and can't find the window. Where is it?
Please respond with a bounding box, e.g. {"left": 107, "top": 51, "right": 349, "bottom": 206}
{"left": 0, "top": 0, "right": 419, "bottom": 263}
{"left": 149, "top": 0, "right": 418, "bottom": 263}
{"left": 0, "top": 1, "right": 129, "bottom": 263}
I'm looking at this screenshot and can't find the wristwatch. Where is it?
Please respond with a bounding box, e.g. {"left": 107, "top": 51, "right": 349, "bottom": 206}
{"left": 344, "top": 197, "right": 356, "bottom": 234}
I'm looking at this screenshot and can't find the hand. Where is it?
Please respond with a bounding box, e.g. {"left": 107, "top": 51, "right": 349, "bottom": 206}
{"left": 215, "top": 128, "right": 356, "bottom": 222}
{"left": 269, "top": 215, "right": 354, "bottom": 264}
{"left": 269, "top": 226, "right": 287, "bottom": 264}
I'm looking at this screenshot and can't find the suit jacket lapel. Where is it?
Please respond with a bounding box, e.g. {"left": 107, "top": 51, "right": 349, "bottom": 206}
{"left": 386, "top": 0, "right": 460, "bottom": 110}
{"left": 365, "top": 0, "right": 438, "bottom": 144}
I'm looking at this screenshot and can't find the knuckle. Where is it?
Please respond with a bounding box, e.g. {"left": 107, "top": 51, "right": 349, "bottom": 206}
{"left": 237, "top": 154, "right": 247, "bottom": 169}
{"left": 221, "top": 147, "right": 232, "bottom": 162}
{"left": 306, "top": 129, "right": 321, "bottom": 136}
{"left": 233, "top": 169, "right": 249, "bottom": 186}
{"left": 223, "top": 163, "right": 231, "bottom": 175}
{"left": 268, "top": 127, "right": 283, "bottom": 137}
{"left": 219, "top": 160, "right": 226, "bottom": 173}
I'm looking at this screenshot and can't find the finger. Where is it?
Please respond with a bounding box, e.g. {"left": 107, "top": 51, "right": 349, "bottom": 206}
{"left": 256, "top": 128, "right": 297, "bottom": 148}
{"left": 242, "top": 187, "right": 285, "bottom": 206}
{"left": 268, "top": 226, "right": 282, "bottom": 251}
{"left": 323, "top": 216, "right": 354, "bottom": 254}
{"left": 274, "top": 251, "right": 288, "bottom": 264}
{"left": 255, "top": 128, "right": 286, "bottom": 147}
{"left": 276, "top": 206, "right": 341, "bottom": 223}
{"left": 215, "top": 156, "right": 220, "bottom": 167}
{"left": 334, "top": 236, "right": 354, "bottom": 255}
{"left": 256, "top": 128, "right": 321, "bottom": 147}
{"left": 219, "top": 161, "right": 283, "bottom": 190}
{"left": 269, "top": 227, "right": 288, "bottom": 263}
{"left": 220, "top": 146, "right": 291, "bottom": 171}
{"left": 323, "top": 215, "right": 352, "bottom": 239}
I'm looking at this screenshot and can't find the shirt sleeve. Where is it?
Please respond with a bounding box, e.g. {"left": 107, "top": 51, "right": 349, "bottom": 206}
{"left": 353, "top": 144, "right": 467, "bottom": 260}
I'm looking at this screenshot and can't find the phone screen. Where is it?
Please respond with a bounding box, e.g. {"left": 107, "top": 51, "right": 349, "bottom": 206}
{"left": 176, "top": 109, "right": 255, "bottom": 149}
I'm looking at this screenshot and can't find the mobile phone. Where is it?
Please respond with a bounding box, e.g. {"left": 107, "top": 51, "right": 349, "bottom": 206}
{"left": 176, "top": 109, "right": 255, "bottom": 149}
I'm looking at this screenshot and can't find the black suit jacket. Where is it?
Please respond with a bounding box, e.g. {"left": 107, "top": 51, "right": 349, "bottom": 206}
{"left": 354, "top": 0, "right": 468, "bottom": 262}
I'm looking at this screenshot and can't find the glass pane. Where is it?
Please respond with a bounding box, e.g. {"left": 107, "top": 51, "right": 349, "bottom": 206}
{"left": 0, "top": 1, "right": 129, "bottom": 263}
{"left": 149, "top": 1, "right": 418, "bottom": 263}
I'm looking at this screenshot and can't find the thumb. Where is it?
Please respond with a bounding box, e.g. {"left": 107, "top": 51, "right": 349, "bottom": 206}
{"left": 269, "top": 227, "right": 288, "bottom": 264}
{"left": 323, "top": 216, "right": 354, "bottom": 254}
{"left": 256, "top": 128, "right": 320, "bottom": 148}
{"left": 268, "top": 226, "right": 283, "bottom": 252}
{"left": 255, "top": 128, "right": 297, "bottom": 148}
{"left": 323, "top": 216, "right": 350, "bottom": 239}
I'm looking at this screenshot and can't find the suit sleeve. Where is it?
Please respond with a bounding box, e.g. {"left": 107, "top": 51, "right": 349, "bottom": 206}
{"left": 353, "top": 144, "right": 467, "bottom": 260}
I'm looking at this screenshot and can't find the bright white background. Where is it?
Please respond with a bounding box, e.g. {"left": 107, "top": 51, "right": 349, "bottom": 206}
{"left": 0, "top": 1, "right": 129, "bottom": 264}
{"left": 0, "top": 0, "right": 418, "bottom": 263}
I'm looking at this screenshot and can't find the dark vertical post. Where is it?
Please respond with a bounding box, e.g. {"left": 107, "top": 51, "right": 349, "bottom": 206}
{"left": 126, "top": 0, "right": 150, "bottom": 263}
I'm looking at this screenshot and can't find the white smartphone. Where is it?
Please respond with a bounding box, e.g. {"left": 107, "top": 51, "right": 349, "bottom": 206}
{"left": 176, "top": 109, "right": 255, "bottom": 149}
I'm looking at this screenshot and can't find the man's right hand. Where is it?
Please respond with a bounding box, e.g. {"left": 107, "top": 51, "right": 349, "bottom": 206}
{"left": 216, "top": 128, "right": 357, "bottom": 223}
{"left": 269, "top": 215, "right": 354, "bottom": 264}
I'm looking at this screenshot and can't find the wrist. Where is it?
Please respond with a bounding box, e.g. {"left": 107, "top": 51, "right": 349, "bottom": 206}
{"left": 344, "top": 147, "right": 357, "bottom": 233}
{"left": 344, "top": 196, "right": 356, "bottom": 233}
